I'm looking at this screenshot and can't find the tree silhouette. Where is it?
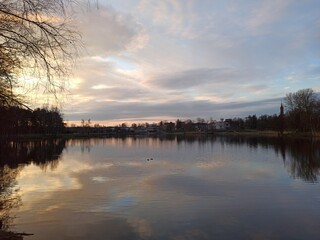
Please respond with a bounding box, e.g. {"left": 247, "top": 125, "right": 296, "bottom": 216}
{"left": 0, "top": 106, "right": 65, "bottom": 135}
{"left": 284, "top": 88, "right": 320, "bottom": 132}
{"left": 0, "top": 0, "right": 80, "bottom": 106}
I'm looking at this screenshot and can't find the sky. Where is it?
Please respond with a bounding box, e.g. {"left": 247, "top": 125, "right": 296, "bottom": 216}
{"left": 60, "top": 0, "right": 320, "bottom": 125}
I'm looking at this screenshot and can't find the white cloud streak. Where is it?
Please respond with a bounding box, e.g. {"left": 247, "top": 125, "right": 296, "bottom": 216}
{"left": 62, "top": 0, "right": 320, "bottom": 124}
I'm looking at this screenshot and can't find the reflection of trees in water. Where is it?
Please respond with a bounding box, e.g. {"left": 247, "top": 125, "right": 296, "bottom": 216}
{"left": 0, "top": 139, "right": 66, "bottom": 239}
{"left": 219, "top": 136, "right": 320, "bottom": 183}
{"left": 0, "top": 139, "right": 66, "bottom": 170}
{"left": 67, "top": 138, "right": 103, "bottom": 153}
{"left": 176, "top": 135, "right": 216, "bottom": 145}
{"left": 0, "top": 165, "right": 21, "bottom": 231}
{"left": 94, "top": 135, "right": 320, "bottom": 183}
{"left": 282, "top": 139, "right": 320, "bottom": 183}
{"left": 68, "top": 136, "right": 320, "bottom": 182}
{"left": 0, "top": 165, "right": 23, "bottom": 240}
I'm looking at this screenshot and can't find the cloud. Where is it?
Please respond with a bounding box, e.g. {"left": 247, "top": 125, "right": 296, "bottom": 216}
{"left": 144, "top": 67, "right": 272, "bottom": 102}
{"left": 65, "top": 97, "right": 282, "bottom": 122}
{"left": 77, "top": 5, "right": 148, "bottom": 55}
{"left": 62, "top": 0, "right": 320, "bottom": 124}
{"left": 15, "top": 137, "right": 320, "bottom": 240}
{"left": 91, "top": 84, "right": 112, "bottom": 90}
{"left": 149, "top": 68, "right": 238, "bottom": 90}
{"left": 146, "top": 174, "right": 235, "bottom": 196}
{"left": 246, "top": 0, "right": 292, "bottom": 30}
{"left": 245, "top": 84, "right": 269, "bottom": 93}
{"left": 138, "top": 0, "right": 198, "bottom": 38}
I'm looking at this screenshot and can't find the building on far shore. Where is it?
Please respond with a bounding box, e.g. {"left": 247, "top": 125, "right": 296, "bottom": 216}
{"left": 213, "top": 120, "right": 230, "bottom": 130}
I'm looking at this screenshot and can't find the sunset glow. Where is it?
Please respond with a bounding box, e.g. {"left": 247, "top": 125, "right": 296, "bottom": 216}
{"left": 60, "top": 0, "right": 320, "bottom": 124}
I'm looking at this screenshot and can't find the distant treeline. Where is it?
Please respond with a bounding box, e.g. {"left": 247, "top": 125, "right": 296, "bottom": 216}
{"left": 0, "top": 106, "right": 65, "bottom": 136}
{"left": 69, "top": 89, "right": 320, "bottom": 135}
{"left": 66, "top": 114, "right": 288, "bottom": 135}
{"left": 1, "top": 88, "right": 320, "bottom": 136}
{"left": 68, "top": 112, "right": 318, "bottom": 135}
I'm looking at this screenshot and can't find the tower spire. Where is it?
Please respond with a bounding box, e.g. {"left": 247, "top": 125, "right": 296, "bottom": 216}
{"left": 280, "top": 101, "right": 284, "bottom": 115}
{"left": 279, "top": 101, "right": 285, "bottom": 136}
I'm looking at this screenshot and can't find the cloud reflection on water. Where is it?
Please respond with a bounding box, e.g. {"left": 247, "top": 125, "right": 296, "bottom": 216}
{"left": 5, "top": 136, "right": 320, "bottom": 240}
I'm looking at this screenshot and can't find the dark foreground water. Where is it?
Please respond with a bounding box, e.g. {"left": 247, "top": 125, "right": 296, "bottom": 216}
{"left": 1, "top": 136, "right": 320, "bottom": 240}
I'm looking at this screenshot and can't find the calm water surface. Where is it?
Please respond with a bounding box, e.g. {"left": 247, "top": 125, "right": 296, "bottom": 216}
{"left": 1, "top": 136, "right": 320, "bottom": 240}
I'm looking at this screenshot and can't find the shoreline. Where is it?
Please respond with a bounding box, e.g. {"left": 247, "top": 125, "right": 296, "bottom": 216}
{"left": 1, "top": 130, "right": 319, "bottom": 140}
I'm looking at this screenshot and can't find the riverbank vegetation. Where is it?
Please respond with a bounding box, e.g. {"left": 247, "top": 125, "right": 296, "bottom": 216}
{"left": 1, "top": 89, "right": 319, "bottom": 139}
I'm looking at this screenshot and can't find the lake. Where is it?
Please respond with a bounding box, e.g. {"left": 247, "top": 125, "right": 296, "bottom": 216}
{"left": 1, "top": 136, "right": 320, "bottom": 240}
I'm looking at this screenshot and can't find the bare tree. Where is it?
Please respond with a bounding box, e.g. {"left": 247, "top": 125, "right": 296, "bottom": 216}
{"left": 284, "top": 88, "right": 319, "bottom": 133}
{"left": 0, "top": 0, "right": 80, "bottom": 107}
{"left": 285, "top": 89, "right": 317, "bottom": 113}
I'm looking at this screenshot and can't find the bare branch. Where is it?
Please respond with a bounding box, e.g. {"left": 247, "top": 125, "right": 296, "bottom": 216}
{"left": 0, "top": 0, "right": 81, "bottom": 107}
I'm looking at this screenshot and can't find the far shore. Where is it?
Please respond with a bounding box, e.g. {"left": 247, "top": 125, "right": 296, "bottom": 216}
{"left": 1, "top": 130, "right": 320, "bottom": 140}
{"left": 211, "top": 130, "right": 320, "bottom": 138}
